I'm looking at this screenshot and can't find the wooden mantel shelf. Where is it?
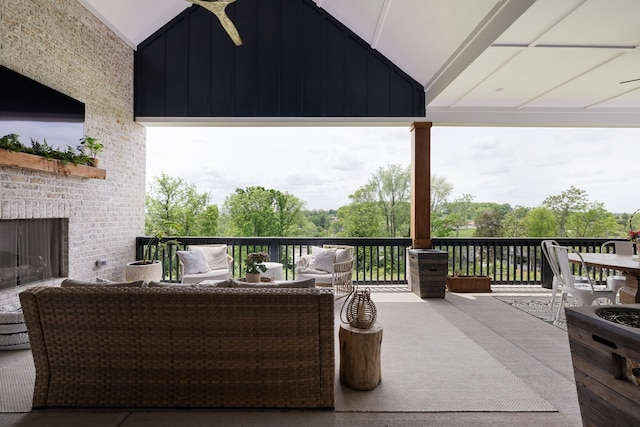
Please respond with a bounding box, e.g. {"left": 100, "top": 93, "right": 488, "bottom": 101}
{"left": 0, "top": 150, "right": 106, "bottom": 179}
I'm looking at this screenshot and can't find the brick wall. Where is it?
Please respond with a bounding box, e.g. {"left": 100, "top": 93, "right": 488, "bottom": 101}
{"left": 0, "top": 0, "right": 146, "bottom": 300}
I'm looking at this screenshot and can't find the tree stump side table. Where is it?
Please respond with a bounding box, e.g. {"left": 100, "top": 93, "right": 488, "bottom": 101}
{"left": 339, "top": 322, "right": 383, "bottom": 390}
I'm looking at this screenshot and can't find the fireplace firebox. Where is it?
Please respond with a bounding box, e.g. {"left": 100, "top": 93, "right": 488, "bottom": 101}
{"left": 0, "top": 219, "right": 66, "bottom": 291}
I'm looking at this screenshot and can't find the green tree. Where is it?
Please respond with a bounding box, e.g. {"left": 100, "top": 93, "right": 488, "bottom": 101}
{"left": 301, "top": 209, "right": 338, "bottom": 236}
{"left": 339, "top": 165, "right": 410, "bottom": 237}
{"left": 145, "top": 173, "right": 217, "bottom": 236}
{"left": 525, "top": 207, "right": 557, "bottom": 237}
{"left": 196, "top": 205, "right": 219, "bottom": 236}
{"left": 222, "top": 186, "right": 304, "bottom": 236}
{"left": 502, "top": 206, "right": 529, "bottom": 237}
{"left": 430, "top": 174, "right": 453, "bottom": 214}
{"left": 542, "top": 186, "right": 588, "bottom": 237}
{"left": 369, "top": 164, "right": 411, "bottom": 237}
{"left": 337, "top": 186, "right": 385, "bottom": 237}
{"left": 430, "top": 174, "right": 454, "bottom": 236}
{"left": 447, "top": 194, "right": 475, "bottom": 237}
{"left": 568, "top": 202, "right": 619, "bottom": 237}
{"left": 474, "top": 207, "right": 504, "bottom": 237}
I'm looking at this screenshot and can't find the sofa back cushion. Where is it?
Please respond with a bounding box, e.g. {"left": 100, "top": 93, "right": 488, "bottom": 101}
{"left": 230, "top": 278, "right": 315, "bottom": 289}
{"left": 61, "top": 278, "right": 145, "bottom": 287}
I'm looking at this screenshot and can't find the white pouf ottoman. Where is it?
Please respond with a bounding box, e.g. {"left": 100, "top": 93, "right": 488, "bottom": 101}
{"left": 0, "top": 303, "right": 30, "bottom": 350}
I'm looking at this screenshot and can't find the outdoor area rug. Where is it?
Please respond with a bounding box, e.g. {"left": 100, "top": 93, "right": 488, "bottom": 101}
{"left": 493, "top": 295, "right": 578, "bottom": 331}
{"left": 334, "top": 292, "right": 556, "bottom": 413}
{"left": 1, "top": 293, "right": 556, "bottom": 414}
{"left": 0, "top": 353, "right": 34, "bottom": 412}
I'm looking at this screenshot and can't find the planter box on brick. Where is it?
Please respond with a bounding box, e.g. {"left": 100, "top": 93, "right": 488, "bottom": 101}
{"left": 0, "top": 150, "right": 106, "bottom": 179}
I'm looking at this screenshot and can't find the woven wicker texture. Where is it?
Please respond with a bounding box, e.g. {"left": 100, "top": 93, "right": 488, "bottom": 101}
{"left": 333, "top": 258, "right": 354, "bottom": 300}
{"left": 20, "top": 286, "right": 334, "bottom": 409}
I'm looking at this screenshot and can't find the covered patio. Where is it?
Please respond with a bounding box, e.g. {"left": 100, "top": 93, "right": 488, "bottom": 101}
{"left": 1, "top": 1, "right": 639, "bottom": 425}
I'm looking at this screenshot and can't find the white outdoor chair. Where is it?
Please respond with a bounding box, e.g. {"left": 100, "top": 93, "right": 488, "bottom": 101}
{"left": 179, "top": 244, "right": 234, "bottom": 284}
{"left": 549, "top": 244, "right": 617, "bottom": 324}
{"left": 541, "top": 239, "right": 589, "bottom": 309}
{"left": 600, "top": 240, "right": 634, "bottom": 299}
{"left": 295, "top": 245, "right": 354, "bottom": 300}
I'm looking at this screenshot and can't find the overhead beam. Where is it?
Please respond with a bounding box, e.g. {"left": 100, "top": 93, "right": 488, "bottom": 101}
{"left": 424, "top": 0, "right": 535, "bottom": 105}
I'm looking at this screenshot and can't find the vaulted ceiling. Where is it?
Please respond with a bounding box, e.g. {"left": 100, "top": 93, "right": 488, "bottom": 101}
{"left": 79, "top": 0, "right": 640, "bottom": 127}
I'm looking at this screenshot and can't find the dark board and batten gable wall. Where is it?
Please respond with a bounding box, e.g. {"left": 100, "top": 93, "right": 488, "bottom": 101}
{"left": 134, "top": 0, "right": 425, "bottom": 119}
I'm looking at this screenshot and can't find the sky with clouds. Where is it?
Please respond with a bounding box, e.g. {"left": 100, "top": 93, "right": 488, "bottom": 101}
{"left": 146, "top": 126, "right": 640, "bottom": 214}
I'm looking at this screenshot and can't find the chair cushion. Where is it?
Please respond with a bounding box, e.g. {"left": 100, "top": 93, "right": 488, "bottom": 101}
{"left": 181, "top": 269, "right": 230, "bottom": 284}
{"left": 309, "top": 246, "right": 336, "bottom": 272}
{"left": 190, "top": 245, "right": 229, "bottom": 271}
{"left": 298, "top": 267, "right": 330, "bottom": 275}
{"left": 295, "top": 271, "right": 332, "bottom": 285}
{"left": 177, "top": 250, "right": 211, "bottom": 274}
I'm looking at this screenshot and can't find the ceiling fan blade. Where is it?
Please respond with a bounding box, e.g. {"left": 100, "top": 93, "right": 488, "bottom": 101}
{"left": 187, "top": 0, "right": 243, "bottom": 46}
{"left": 620, "top": 78, "right": 640, "bottom": 84}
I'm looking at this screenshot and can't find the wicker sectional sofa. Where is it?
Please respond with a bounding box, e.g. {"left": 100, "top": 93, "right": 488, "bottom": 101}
{"left": 19, "top": 285, "right": 335, "bottom": 409}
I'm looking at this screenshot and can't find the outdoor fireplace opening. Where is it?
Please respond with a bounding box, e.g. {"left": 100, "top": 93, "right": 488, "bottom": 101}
{"left": 0, "top": 219, "right": 67, "bottom": 291}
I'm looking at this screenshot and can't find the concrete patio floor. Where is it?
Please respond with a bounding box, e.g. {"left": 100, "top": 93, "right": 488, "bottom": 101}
{"left": 0, "top": 285, "right": 582, "bottom": 427}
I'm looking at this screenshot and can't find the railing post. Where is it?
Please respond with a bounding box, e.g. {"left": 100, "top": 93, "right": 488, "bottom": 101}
{"left": 270, "top": 239, "right": 281, "bottom": 263}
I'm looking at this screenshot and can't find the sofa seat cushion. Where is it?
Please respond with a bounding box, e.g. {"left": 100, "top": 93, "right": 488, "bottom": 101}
{"left": 181, "top": 268, "right": 229, "bottom": 284}
{"left": 296, "top": 271, "right": 332, "bottom": 285}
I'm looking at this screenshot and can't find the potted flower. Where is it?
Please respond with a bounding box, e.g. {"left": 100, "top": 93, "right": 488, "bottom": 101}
{"left": 125, "top": 221, "right": 181, "bottom": 283}
{"left": 244, "top": 252, "right": 269, "bottom": 283}
{"left": 78, "top": 135, "right": 104, "bottom": 167}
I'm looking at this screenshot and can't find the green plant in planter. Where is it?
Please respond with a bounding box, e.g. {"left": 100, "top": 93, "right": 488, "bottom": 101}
{"left": 132, "top": 221, "right": 183, "bottom": 265}
{"left": 78, "top": 136, "right": 104, "bottom": 167}
{"left": 244, "top": 252, "right": 269, "bottom": 274}
{"left": 1, "top": 133, "right": 91, "bottom": 165}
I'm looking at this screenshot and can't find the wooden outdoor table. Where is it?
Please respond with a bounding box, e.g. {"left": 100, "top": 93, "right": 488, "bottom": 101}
{"left": 568, "top": 252, "right": 640, "bottom": 304}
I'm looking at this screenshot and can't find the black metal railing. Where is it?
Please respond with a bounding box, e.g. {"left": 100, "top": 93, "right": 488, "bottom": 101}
{"left": 136, "top": 236, "right": 627, "bottom": 286}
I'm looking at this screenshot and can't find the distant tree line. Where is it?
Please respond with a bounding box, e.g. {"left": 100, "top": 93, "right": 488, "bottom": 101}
{"left": 145, "top": 170, "right": 635, "bottom": 239}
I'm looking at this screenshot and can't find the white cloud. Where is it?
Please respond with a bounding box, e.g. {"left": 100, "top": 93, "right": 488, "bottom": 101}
{"left": 146, "top": 126, "right": 640, "bottom": 213}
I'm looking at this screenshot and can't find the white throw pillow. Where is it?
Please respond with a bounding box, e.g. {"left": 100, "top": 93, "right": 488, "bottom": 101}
{"left": 309, "top": 246, "right": 337, "bottom": 273}
{"left": 177, "top": 250, "right": 211, "bottom": 275}
{"left": 190, "top": 245, "right": 229, "bottom": 271}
